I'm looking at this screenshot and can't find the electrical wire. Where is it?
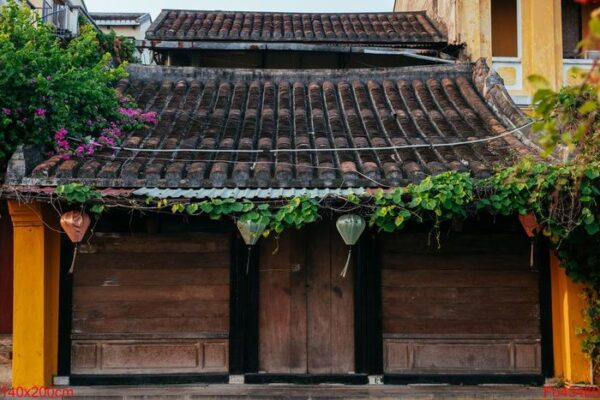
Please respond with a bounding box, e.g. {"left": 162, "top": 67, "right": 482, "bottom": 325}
{"left": 68, "top": 120, "right": 534, "bottom": 155}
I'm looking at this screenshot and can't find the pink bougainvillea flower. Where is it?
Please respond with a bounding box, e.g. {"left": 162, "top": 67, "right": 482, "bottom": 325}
{"left": 141, "top": 112, "right": 158, "bottom": 125}
{"left": 54, "top": 128, "right": 68, "bottom": 140}
{"left": 2, "top": 108, "right": 11, "bottom": 116}
{"left": 35, "top": 108, "right": 47, "bottom": 116}
{"left": 53, "top": 107, "right": 158, "bottom": 159}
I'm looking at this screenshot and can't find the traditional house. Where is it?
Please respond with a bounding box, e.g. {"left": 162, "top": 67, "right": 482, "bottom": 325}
{"left": 0, "top": 8, "right": 591, "bottom": 388}
{"left": 90, "top": 12, "right": 153, "bottom": 64}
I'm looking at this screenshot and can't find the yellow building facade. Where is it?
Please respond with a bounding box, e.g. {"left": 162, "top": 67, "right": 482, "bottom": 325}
{"left": 395, "top": 0, "right": 596, "bottom": 105}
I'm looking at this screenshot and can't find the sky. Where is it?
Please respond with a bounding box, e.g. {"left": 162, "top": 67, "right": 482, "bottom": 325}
{"left": 85, "top": 0, "right": 396, "bottom": 20}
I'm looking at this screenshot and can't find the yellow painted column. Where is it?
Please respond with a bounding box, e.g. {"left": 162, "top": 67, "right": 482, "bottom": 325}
{"left": 7, "top": 201, "right": 60, "bottom": 387}
{"left": 457, "top": 0, "right": 492, "bottom": 63}
{"left": 551, "top": 253, "right": 593, "bottom": 384}
{"left": 521, "top": 0, "right": 563, "bottom": 93}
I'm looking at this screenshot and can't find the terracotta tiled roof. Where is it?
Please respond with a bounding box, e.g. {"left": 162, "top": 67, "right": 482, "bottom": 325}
{"left": 145, "top": 10, "right": 446, "bottom": 46}
{"left": 15, "top": 60, "right": 535, "bottom": 189}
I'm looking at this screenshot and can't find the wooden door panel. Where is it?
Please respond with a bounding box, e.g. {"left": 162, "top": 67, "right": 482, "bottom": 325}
{"left": 258, "top": 230, "right": 307, "bottom": 373}
{"left": 306, "top": 223, "right": 333, "bottom": 374}
{"left": 258, "top": 222, "right": 354, "bottom": 374}
{"left": 329, "top": 223, "right": 355, "bottom": 373}
{"left": 71, "top": 232, "right": 230, "bottom": 375}
{"left": 381, "top": 232, "right": 541, "bottom": 375}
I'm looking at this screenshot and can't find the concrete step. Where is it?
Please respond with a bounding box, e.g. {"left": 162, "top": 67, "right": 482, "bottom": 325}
{"left": 20, "top": 384, "right": 551, "bottom": 400}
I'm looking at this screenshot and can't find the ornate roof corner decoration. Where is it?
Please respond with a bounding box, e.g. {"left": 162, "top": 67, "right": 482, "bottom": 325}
{"left": 5, "top": 60, "right": 538, "bottom": 195}
{"left": 472, "top": 59, "right": 542, "bottom": 155}
{"left": 5, "top": 145, "right": 47, "bottom": 184}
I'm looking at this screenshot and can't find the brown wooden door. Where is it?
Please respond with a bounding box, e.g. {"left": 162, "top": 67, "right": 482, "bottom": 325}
{"left": 258, "top": 222, "right": 355, "bottom": 374}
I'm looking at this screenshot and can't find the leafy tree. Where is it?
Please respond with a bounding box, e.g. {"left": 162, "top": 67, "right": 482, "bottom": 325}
{"left": 97, "top": 29, "right": 139, "bottom": 65}
{"left": 0, "top": 0, "right": 129, "bottom": 166}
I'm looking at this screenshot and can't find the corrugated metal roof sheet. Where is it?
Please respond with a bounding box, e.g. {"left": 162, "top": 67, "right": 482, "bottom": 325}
{"left": 132, "top": 187, "right": 368, "bottom": 199}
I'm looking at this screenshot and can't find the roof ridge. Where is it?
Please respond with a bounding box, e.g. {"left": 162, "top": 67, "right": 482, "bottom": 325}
{"left": 154, "top": 9, "right": 429, "bottom": 15}
{"left": 126, "top": 64, "right": 472, "bottom": 83}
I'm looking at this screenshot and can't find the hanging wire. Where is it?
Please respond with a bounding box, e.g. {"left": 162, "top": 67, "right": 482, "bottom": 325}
{"left": 68, "top": 120, "right": 534, "bottom": 155}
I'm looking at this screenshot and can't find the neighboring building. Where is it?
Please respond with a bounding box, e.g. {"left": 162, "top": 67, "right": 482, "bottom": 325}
{"left": 26, "top": 0, "right": 97, "bottom": 38}
{"left": 139, "top": 10, "right": 457, "bottom": 67}
{"left": 90, "top": 12, "right": 153, "bottom": 64}
{"left": 0, "top": 8, "right": 592, "bottom": 390}
{"left": 0, "top": 0, "right": 34, "bottom": 8}
{"left": 394, "top": 0, "right": 598, "bottom": 106}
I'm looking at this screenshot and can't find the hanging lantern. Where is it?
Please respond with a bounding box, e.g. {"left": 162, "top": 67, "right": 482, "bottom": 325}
{"left": 60, "top": 211, "right": 91, "bottom": 274}
{"left": 236, "top": 219, "right": 267, "bottom": 274}
{"left": 336, "top": 214, "right": 366, "bottom": 277}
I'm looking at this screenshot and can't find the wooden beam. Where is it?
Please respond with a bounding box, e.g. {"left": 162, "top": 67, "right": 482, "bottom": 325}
{"left": 229, "top": 231, "right": 259, "bottom": 374}
{"left": 7, "top": 201, "right": 60, "bottom": 387}
{"left": 354, "top": 231, "right": 383, "bottom": 374}
{"left": 551, "top": 253, "right": 592, "bottom": 383}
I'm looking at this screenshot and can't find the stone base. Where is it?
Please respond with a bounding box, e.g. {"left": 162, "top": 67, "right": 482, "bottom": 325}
{"left": 0, "top": 335, "right": 12, "bottom": 385}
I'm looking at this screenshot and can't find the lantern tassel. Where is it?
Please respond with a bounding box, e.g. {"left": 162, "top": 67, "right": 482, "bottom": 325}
{"left": 68, "top": 244, "right": 78, "bottom": 275}
{"left": 530, "top": 239, "right": 535, "bottom": 268}
{"left": 341, "top": 248, "right": 352, "bottom": 278}
{"left": 246, "top": 245, "right": 252, "bottom": 275}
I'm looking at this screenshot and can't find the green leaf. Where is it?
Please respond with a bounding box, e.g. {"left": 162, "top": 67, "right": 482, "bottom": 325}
{"left": 579, "top": 100, "right": 598, "bottom": 115}
{"left": 186, "top": 203, "right": 199, "bottom": 215}
{"left": 585, "top": 168, "right": 600, "bottom": 180}
{"left": 528, "top": 75, "right": 551, "bottom": 91}
{"left": 585, "top": 222, "right": 600, "bottom": 236}
{"left": 394, "top": 215, "right": 405, "bottom": 227}
{"left": 90, "top": 204, "right": 104, "bottom": 214}
{"left": 590, "top": 17, "right": 600, "bottom": 38}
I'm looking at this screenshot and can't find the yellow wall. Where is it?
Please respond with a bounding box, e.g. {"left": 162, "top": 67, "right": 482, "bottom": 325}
{"left": 394, "top": 0, "right": 491, "bottom": 62}
{"left": 521, "top": 0, "right": 563, "bottom": 92}
{"left": 551, "top": 253, "right": 593, "bottom": 384}
{"left": 396, "top": 0, "right": 563, "bottom": 95}
{"left": 7, "top": 201, "right": 60, "bottom": 387}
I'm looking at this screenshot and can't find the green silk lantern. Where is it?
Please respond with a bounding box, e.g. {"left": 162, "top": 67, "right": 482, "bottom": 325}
{"left": 236, "top": 219, "right": 267, "bottom": 274}
{"left": 336, "top": 214, "right": 366, "bottom": 277}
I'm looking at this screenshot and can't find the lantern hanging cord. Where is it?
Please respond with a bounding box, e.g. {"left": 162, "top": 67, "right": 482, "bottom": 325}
{"left": 67, "top": 120, "right": 534, "bottom": 155}
{"left": 341, "top": 247, "right": 352, "bottom": 278}
{"left": 69, "top": 244, "right": 78, "bottom": 275}
{"left": 246, "top": 245, "right": 252, "bottom": 275}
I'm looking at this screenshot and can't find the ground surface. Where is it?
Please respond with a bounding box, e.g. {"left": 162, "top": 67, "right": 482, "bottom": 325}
{"left": 0, "top": 384, "right": 556, "bottom": 400}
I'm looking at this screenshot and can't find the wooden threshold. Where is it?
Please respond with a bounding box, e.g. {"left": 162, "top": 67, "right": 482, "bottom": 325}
{"left": 69, "top": 373, "right": 229, "bottom": 386}
{"left": 244, "top": 373, "right": 369, "bottom": 385}
{"left": 384, "top": 374, "right": 545, "bottom": 385}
